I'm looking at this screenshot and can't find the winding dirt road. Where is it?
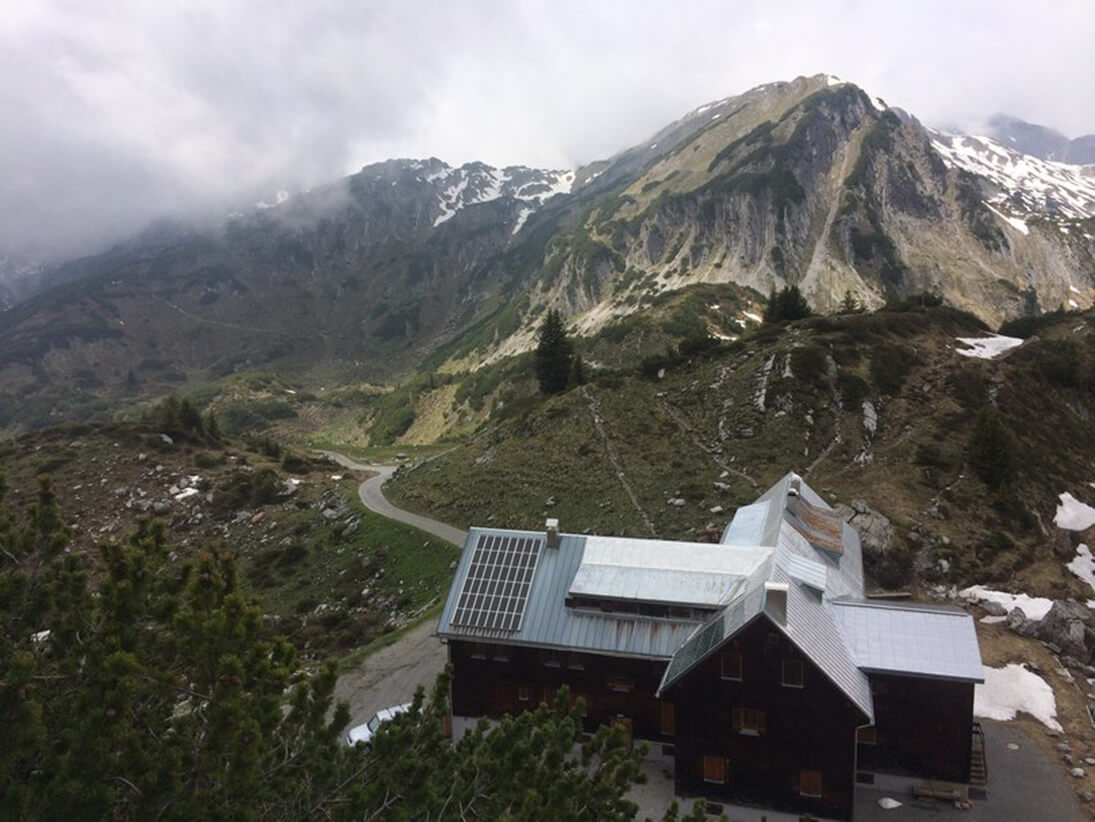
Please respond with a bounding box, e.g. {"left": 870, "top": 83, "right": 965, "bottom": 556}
{"left": 318, "top": 450, "right": 465, "bottom": 730}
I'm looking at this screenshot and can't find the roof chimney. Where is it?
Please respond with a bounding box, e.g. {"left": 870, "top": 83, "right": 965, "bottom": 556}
{"left": 764, "top": 582, "right": 789, "bottom": 625}
{"left": 545, "top": 518, "right": 559, "bottom": 549}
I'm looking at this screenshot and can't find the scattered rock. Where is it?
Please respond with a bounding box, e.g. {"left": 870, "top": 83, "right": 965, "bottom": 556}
{"left": 1071, "top": 767, "right": 1086, "bottom": 778}
{"left": 981, "top": 600, "right": 1007, "bottom": 617}
{"left": 159, "top": 433, "right": 174, "bottom": 445}
{"left": 1058, "top": 742, "right": 1072, "bottom": 753}
{"left": 709, "top": 505, "right": 724, "bottom": 515}
{"left": 1078, "top": 789, "right": 1093, "bottom": 803}
{"left": 152, "top": 501, "right": 170, "bottom": 515}
{"left": 1064, "top": 754, "right": 1074, "bottom": 765}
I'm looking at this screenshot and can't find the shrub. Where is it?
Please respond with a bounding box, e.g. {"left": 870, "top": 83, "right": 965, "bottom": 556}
{"left": 968, "top": 407, "right": 1019, "bottom": 489}
{"left": 869, "top": 344, "right": 916, "bottom": 395}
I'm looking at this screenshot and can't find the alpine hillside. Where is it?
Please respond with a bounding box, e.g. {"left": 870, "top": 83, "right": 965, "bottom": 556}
{"left": 2, "top": 73, "right": 1094, "bottom": 430}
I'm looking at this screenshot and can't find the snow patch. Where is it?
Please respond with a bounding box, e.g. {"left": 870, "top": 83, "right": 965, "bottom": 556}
{"left": 984, "top": 202, "right": 1030, "bottom": 235}
{"left": 1055, "top": 492, "right": 1095, "bottom": 531}
{"left": 959, "top": 585, "right": 1053, "bottom": 620}
{"left": 955, "top": 334, "right": 1024, "bottom": 359}
{"left": 742, "top": 311, "right": 763, "bottom": 324}
{"left": 174, "top": 487, "right": 199, "bottom": 502}
{"left": 256, "top": 189, "right": 291, "bottom": 210}
{"left": 974, "top": 663, "right": 1062, "bottom": 731}
{"left": 1067, "top": 544, "right": 1095, "bottom": 594}
{"left": 512, "top": 207, "right": 534, "bottom": 235}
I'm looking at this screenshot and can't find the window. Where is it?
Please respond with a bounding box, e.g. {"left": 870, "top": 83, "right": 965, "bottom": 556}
{"left": 720, "top": 651, "right": 743, "bottom": 681}
{"left": 732, "top": 707, "right": 767, "bottom": 736}
{"left": 566, "top": 652, "right": 585, "bottom": 671}
{"left": 606, "top": 676, "right": 634, "bottom": 693}
{"left": 540, "top": 649, "right": 562, "bottom": 668}
{"left": 782, "top": 659, "right": 804, "bottom": 689}
{"left": 517, "top": 684, "right": 530, "bottom": 702}
{"left": 469, "top": 642, "right": 488, "bottom": 660}
{"left": 799, "top": 769, "right": 823, "bottom": 798}
{"left": 702, "top": 755, "right": 727, "bottom": 783}
{"left": 857, "top": 726, "right": 877, "bottom": 745}
{"left": 491, "top": 645, "right": 510, "bottom": 662}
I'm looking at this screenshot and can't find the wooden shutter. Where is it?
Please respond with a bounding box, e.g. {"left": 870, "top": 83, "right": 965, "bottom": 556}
{"left": 799, "top": 768, "right": 823, "bottom": 797}
{"left": 702, "top": 755, "right": 727, "bottom": 783}
{"left": 660, "top": 701, "right": 676, "bottom": 736}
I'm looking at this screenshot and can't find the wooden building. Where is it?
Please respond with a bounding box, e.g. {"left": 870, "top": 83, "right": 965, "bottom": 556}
{"left": 437, "top": 473, "right": 984, "bottom": 821}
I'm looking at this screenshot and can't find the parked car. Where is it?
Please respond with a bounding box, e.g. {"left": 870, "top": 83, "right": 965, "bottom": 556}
{"left": 345, "top": 702, "right": 411, "bottom": 747}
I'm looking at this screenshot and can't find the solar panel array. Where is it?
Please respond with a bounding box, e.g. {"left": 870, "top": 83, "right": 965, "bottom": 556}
{"left": 451, "top": 534, "right": 545, "bottom": 632}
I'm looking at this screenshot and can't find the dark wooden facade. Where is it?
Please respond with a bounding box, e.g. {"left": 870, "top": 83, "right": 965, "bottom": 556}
{"left": 665, "top": 616, "right": 865, "bottom": 821}
{"left": 448, "top": 623, "right": 973, "bottom": 820}
{"left": 858, "top": 673, "right": 974, "bottom": 783}
{"left": 448, "top": 639, "right": 674, "bottom": 742}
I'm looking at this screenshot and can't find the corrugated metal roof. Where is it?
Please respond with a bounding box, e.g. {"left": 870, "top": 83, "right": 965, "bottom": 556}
{"left": 657, "top": 556, "right": 772, "bottom": 692}
{"left": 720, "top": 501, "right": 771, "bottom": 545}
{"left": 769, "top": 566, "right": 874, "bottom": 721}
{"left": 569, "top": 536, "right": 769, "bottom": 606}
{"left": 440, "top": 472, "right": 979, "bottom": 718}
{"left": 831, "top": 599, "right": 985, "bottom": 682}
{"left": 438, "top": 528, "right": 701, "bottom": 658}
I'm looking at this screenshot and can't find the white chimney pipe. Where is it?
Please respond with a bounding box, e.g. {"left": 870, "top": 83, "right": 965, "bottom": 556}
{"left": 764, "top": 582, "right": 789, "bottom": 624}
{"left": 546, "top": 518, "right": 559, "bottom": 549}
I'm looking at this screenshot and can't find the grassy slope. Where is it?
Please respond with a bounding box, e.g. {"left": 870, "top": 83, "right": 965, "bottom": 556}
{"left": 387, "top": 305, "right": 1095, "bottom": 600}
{"left": 0, "top": 422, "right": 458, "bottom": 661}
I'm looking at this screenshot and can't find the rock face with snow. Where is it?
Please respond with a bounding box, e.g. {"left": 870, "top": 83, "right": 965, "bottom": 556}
{"left": 3, "top": 72, "right": 1095, "bottom": 420}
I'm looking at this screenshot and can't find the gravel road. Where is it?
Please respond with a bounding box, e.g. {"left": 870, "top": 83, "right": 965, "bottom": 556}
{"left": 318, "top": 450, "right": 464, "bottom": 731}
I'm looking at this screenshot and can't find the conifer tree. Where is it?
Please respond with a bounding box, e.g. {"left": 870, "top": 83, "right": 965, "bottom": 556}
{"left": 968, "top": 406, "right": 1019, "bottom": 489}
{"left": 0, "top": 473, "right": 704, "bottom": 821}
{"left": 763, "top": 284, "right": 812, "bottom": 323}
{"left": 535, "top": 308, "right": 574, "bottom": 394}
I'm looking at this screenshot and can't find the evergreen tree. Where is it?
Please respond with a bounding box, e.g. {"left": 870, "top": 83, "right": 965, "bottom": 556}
{"left": 535, "top": 309, "right": 574, "bottom": 394}
{"left": 838, "top": 289, "right": 862, "bottom": 315}
{"left": 968, "top": 406, "right": 1019, "bottom": 489}
{"left": 763, "top": 285, "right": 812, "bottom": 323}
{"left": 0, "top": 474, "right": 703, "bottom": 821}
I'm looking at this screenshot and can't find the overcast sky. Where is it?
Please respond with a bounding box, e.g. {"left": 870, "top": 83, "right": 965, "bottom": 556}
{"left": 2, "top": 0, "right": 1092, "bottom": 261}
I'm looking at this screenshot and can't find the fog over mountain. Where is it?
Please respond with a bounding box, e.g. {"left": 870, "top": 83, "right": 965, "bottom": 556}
{"left": 2, "top": 0, "right": 1092, "bottom": 262}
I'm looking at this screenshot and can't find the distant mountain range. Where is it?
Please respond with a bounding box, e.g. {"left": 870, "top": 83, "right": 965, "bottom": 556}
{"left": 2, "top": 74, "right": 1093, "bottom": 427}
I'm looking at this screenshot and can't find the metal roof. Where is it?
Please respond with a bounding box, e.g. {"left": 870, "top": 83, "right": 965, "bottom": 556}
{"left": 719, "top": 500, "right": 771, "bottom": 545}
{"left": 437, "top": 528, "right": 702, "bottom": 659}
{"left": 440, "top": 472, "right": 979, "bottom": 716}
{"left": 569, "top": 535, "right": 769, "bottom": 607}
{"left": 831, "top": 599, "right": 985, "bottom": 682}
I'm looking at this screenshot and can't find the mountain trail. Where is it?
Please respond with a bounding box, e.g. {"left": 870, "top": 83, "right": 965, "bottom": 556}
{"left": 656, "top": 396, "right": 758, "bottom": 490}
{"left": 581, "top": 386, "right": 658, "bottom": 536}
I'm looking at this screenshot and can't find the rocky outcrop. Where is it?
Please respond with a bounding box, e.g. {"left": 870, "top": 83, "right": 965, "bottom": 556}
{"left": 835, "top": 499, "right": 894, "bottom": 557}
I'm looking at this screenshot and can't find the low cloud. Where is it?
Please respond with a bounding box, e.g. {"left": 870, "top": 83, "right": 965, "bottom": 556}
{"left": 1, "top": 0, "right": 1091, "bottom": 261}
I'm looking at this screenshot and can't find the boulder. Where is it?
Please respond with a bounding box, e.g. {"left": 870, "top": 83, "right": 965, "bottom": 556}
{"left": 1032, "top": 600, "right": 1095, "bottom": 662}
{"left": 835, "top": 501, "right": 894, "bottom": 557}
{"left": 981, "top": 600, "right": 1007, "bottom": 617}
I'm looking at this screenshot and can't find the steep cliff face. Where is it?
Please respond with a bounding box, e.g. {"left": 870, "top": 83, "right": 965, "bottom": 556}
{"left": 508, "top": 75, "right": 1094, "bottom": 347}
{"left": 3, "top": 74, "right": 1094, "bottom": 425}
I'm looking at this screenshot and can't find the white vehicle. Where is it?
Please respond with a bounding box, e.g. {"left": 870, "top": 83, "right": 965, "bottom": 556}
{"left": 346, "top": 702, "right": 411, "bottom": 747}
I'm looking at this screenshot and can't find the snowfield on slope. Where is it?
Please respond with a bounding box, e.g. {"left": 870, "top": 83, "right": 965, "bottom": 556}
{"left": 974, "top": 663, "right": 1061, "bottom": 731}
{"left": 955, "top": 334, "right": 1024, "bottom": 359}
{"left": 960, "top": 586, "right": 1053, "bottom": 620}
